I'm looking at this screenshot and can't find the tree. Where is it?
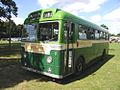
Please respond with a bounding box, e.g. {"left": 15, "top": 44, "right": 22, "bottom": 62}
{"left": 110, "top": 34, "right": 116, "bottom": 36}
{"left": 0, "top": 20, "right": 17, "bottom": 38}
{"left": 100, "top": 24, "right": 109, "bottom": 30}
{"left": 16, "top": 24, "right": 24, "bottom": 37}
{"left": 0, "top": 0, "right": 18, "bottom": 20}
{"left": 0, "top": 0, "right": 18, "bottom": 50}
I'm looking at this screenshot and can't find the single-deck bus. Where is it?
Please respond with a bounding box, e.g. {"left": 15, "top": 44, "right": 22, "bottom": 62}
{"left": 21, "top": 8, "right": 109, "bottom": 79}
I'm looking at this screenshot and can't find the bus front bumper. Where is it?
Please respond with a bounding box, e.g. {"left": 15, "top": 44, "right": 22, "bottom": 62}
{"left": 22, "top": 66, "right": 64, "bottom": 79}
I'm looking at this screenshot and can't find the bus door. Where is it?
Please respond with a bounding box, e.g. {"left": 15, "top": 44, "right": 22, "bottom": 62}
{"left": 64, "top": 22, "right": 75, "bottom": 73}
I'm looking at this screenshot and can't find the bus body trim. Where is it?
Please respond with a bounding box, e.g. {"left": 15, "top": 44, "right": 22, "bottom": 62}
{"left": 22, "top": 40, "right": 109, "bottom": 54}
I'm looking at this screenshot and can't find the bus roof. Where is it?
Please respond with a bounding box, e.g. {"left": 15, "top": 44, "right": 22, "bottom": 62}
{"left": 25, "top": 8, "right": 108, "bottom": 33}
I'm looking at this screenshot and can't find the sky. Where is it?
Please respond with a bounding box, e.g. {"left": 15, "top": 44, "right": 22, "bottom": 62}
{"left": 12, "top": 0, "right": 120, "bottom": 34}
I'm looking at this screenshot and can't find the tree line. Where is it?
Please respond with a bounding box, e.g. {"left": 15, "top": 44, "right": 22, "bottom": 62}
{"left": 0, "top": 20, "right": 23, "bottom": 38}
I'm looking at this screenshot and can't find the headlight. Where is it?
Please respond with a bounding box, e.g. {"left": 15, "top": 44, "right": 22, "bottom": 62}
{"left": 47, "top": 56, "right": 52, "bottom": 63}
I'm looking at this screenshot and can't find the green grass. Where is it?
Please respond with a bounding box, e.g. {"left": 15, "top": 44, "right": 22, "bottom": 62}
{"left": 0, "top": 42, "right": 120, "bottom": 90}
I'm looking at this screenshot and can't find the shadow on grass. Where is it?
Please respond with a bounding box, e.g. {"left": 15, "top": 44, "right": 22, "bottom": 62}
{"left": 0, "top": 59, "right": 51, "bottom": 89}
{"left": 0, "top": 42, "right": 50, "bottom": 89}
{"left": 56, "top": 54, "right": 114, "bottom": 84}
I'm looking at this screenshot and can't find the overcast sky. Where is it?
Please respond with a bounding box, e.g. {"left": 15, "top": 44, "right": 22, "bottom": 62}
{"left": 13, "top": 0, "right": 120, "bottom": 34}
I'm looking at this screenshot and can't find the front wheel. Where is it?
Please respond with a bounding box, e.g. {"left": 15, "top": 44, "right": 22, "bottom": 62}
{"left": 75, "top": 57, "right": 84, "bottom": 75}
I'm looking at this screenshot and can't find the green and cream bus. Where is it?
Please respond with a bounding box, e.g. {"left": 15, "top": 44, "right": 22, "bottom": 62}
{"left": 21, "top": 8, "right": 109, "bottom": 79}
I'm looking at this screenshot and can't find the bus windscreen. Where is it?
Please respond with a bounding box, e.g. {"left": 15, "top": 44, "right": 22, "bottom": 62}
{"left": 39, "top": 22, "right": 59, "bottom": 42}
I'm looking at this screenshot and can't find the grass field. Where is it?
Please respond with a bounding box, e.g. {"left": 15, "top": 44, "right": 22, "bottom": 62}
{"left": 0, "top": 42, "right": 120, "bottom": 90}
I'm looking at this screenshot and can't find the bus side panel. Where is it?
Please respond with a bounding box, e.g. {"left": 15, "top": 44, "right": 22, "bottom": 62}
{"left": 75, "top": 41, "right": 109, "bottom": 65}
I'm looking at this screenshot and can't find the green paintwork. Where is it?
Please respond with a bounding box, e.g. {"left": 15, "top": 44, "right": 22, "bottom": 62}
{"left": 75, "top": 42, "right": 109, "bottom": 64}
{"left": 21, "top": 50, "right": 64, "bottom": 75}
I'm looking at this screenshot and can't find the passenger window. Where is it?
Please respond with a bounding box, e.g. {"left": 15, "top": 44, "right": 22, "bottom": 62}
{"left": 95, "top": 30, "right": 100, "bottom": 39}
{"left": 78, "top": 25, "right": 87, "bottom": 40}
{"left": 100, "top": 31, "right": 105, "bottom": 39}
{"left": 79, "top": 30, "right": 87, "bottom": 39}
{"left": 86, "top": 29, "right": 95, "bottom": 40}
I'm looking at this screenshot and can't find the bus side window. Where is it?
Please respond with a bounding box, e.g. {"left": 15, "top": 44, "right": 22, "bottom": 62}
{"left": 86, "top": 28, "right": 95, "bottom": 40}
{"left": 91, "top": 29, "right": 95, "bottom": 39}
{"left": 95, "top": 30, "right": 100, "bottom": 39}
{"left": 78, "top": 24, "right": 87, "bottom": 40}
{"left": 100, "top": 31, "right": 105, "bottom": 40}
{"left": 79, "top": 30, "right": 87, "bottom": 40}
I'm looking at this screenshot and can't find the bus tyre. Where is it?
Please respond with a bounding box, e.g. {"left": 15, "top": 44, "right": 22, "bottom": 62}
{"left": 75, "top": 57, "right": 84, "bottom": 75}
